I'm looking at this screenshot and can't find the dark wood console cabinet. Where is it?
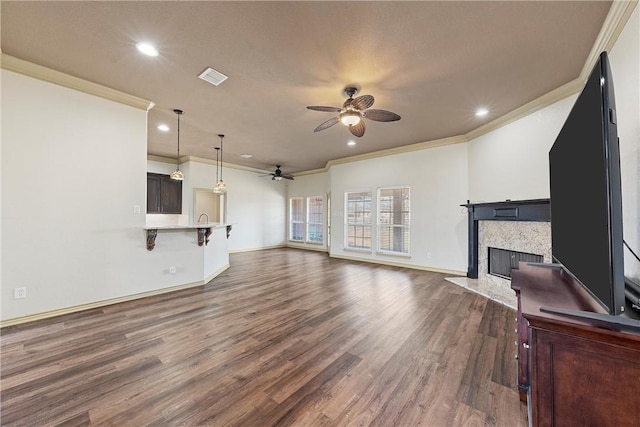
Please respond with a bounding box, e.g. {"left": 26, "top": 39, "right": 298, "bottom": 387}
{"left": 511, "top": 263, "right": 640, "bottom": 426}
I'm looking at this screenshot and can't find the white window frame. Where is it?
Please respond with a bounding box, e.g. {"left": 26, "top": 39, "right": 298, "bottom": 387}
{"left": 289, "top": 196, "right": 324, "bottom": 244}
{"left": 289, "top": 197, "right": 305, "bottom": 242}
{"left": 377, "top": 186, "right": 410, "bottom": 256}
{"left": 344, "top": 190, "right": 373, "bottom": 251}
{"left": 306, "top": 196, "right": 324, "bottom": 244}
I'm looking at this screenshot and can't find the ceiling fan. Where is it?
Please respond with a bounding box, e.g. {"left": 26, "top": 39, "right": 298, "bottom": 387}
{"left": 262, "top": 165, "right": 294, "bottom": 181}
{"left": 307, "top": 86, "right": 401, "bottom": 137}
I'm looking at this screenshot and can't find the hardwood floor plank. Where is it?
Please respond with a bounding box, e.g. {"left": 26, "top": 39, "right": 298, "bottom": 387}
{"left": 0, "top": 248, "right": 527, "bottom": 426}
{"left": 239, "top": 352, "right": 362, "bottom": 426}
{"left": 53, "top": 411, "right": 91, "bottom": 427}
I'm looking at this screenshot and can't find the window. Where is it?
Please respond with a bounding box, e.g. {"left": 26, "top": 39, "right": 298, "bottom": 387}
{"left": 307, "top": 196, "right": 324, "bottom": 243}
{"left": 345, "top": 191, "right": 372, "bottom": 250}
{"left": 289, "top": 196, "right": 324, "bottom": 244}
{"left": 290, "top": 197, "right": 305, "bottom": 241}
{"left": 377, "top": 186, "right": 410, "bottom": 255}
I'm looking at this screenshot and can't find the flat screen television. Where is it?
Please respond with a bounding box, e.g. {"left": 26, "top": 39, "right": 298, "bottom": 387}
{"left": 549, "top": 51, "right": 625, "bottom": 315}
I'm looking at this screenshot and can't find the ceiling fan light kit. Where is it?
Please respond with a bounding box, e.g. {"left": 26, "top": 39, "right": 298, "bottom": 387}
{"left": 262, "top": 165, "right": 294, "bottom": 181}
{"left": 307, "top": 86, "right": 400, "bottom": 137}
{"left": 339, "top": 110, "right": 361, "bottom": 126}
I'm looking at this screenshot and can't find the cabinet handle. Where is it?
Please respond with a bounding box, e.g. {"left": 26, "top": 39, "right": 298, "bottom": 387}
{"left": 523, "top": 343, "right": 530, "bottom": 349}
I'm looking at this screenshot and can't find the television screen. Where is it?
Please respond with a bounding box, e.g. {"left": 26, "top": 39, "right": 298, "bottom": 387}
{"left": 549, "top": 51, "right": 625, "bottom": 315}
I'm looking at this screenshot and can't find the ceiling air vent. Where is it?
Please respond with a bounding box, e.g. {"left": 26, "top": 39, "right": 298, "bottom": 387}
{"left": 198, "top": 67, "right": 228, "bottom": 86}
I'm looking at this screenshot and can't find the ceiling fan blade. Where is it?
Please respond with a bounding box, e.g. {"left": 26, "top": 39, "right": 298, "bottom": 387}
{"left": 351, "top": 94, "right": 374, "bottom": 110}
{"left": 307, "top": 106, "right": 342, "bottom": 112}
{"left": 349, "top": 120, "right": 366, "bottom": 137}
{"left": 282, "top": 175, "right": 294, "bottom": 180}
{"left": 314, "top": 116, "right": 340, "bottom": 132}
{"left": 363, "top": 109, "right": 401, "bottom": 122}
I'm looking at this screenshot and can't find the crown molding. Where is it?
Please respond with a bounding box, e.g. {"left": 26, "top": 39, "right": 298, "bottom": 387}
{"left": 1, "top": 54, "right": 155, "bottom": 111}
{"left": 292, "top": 136, "right": 467, "bottom": 177}
{"left": 184, "top": 155, "right": 272, "bottom": 174}
{"left": 580, "top": 0, "right": 638, "bottom": 79}
{"left": 147, "top": 154, "right": 272, "bottom": 174}
{"left": 464, "top": 78, "right": 583, "bottom": 141}
{"left": 291, "top": 167, "right": 330, "bottom": 177}
{"left": 147, "top": 154, "right": 177, "bottom": 164}
{"left": 335, "top": 135, "right": 467, "bottom": 166}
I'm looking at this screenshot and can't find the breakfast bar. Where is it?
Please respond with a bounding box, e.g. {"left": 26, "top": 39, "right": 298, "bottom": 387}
{"left": 144, "top": 223, "right": 233, "bottom": 251}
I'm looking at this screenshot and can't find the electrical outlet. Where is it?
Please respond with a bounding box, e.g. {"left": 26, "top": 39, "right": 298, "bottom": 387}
{"left": 169, "top": 266, "right": 176, "bottom": 274}
{"left": 14, "top": 287, "right": 27, "bottom": 299}
{"left": 133, "top": 205, "right": 141, "bottom": 214}
{"left": 426, "top": 252, "right": 432, "bottom": 260}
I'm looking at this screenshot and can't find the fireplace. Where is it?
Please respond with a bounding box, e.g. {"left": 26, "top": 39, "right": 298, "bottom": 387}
{"left": 446, "top": 199, "right": 552, "bottom": 308}
{"left": 462, "top": 199, "right": 550, "bottom": 278}
{"left": 488, "top": 247, "right": 544, "bottom": 279}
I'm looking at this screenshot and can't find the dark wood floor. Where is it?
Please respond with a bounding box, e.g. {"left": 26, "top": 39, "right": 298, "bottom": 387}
{"left": 1, "top": 248, "right": 527, "bottom": 426}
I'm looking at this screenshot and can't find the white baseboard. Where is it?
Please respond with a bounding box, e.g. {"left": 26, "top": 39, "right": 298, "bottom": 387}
{"left": 204, "top": 264, "right": 230, "bottom": 284}
{"left": 285, "top": 243, "right": 328, "bottom": 253}
{"left": 229, "top": 244, "right": 286, "bottom": 254}
{"left": 329, "top": 253, "right": 466, "bottom": 276}
{"left": 1, "top": 269, "right": 230, "bottom": 328}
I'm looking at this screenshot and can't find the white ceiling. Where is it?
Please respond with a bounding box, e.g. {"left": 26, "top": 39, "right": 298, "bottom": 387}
{"left": 1, "top": 1, "right": 612, "bottom": 174}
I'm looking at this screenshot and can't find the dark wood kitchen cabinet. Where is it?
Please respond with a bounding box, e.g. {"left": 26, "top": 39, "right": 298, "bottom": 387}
{"left": 147, "top": 173, "right": 182, "bottom": 214}
{"left": 511, "top": 263, "right": 640, "bottom": 427}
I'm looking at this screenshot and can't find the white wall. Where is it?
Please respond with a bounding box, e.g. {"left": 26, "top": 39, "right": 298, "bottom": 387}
{"left": 329, "top": 143, "right": 469, "bottom": 273}
{"left": 2, "top": 70, "right": 149, "bottom": 320}
{"left": 610, "top": 4, "right": 640, "bottom": 280}
{"left": 222, "top": 166, "right": 287, "bottom": 251}
{"left": 467, "top": 95, "right": 577, "bottom": 203}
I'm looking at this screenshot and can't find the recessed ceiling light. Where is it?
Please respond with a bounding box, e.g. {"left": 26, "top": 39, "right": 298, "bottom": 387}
{"left": 157, "top": 124, "right": 170, "bottom": 132}
{"left": 475, "top": 108, "right": 489, "bottom": 117}
{"left": 240, "top": 154, "right": 253, "bottom": 158}
{"left": 347, "top": 141, "right": 356, "bottom": 146}
{"left": 136, "top": 42, "right": 158, "bottom": 57}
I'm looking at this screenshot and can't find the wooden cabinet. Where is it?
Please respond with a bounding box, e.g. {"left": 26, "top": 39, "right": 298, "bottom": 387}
{"left": 147, "top": 173, "right": 182, "bottom": 214}
{"left": 511, "top": 263, "right": 640, "bottom": 426}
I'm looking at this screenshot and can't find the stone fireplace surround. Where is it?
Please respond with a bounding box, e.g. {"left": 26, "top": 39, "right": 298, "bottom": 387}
{"left": 446, "top": 199, "right": 551, "bottom": 308}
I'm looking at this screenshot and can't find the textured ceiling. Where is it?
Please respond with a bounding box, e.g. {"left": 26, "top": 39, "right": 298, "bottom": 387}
{"left": 1, "top": 1, "right": 612, "bottom": 173}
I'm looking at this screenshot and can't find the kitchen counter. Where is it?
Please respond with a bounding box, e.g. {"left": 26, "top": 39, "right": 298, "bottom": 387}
{"left": 143, "top": 222, "right": 228, "bottom": 230}
{"left": 144, "top": 223, "right": 233, "bottom": 251}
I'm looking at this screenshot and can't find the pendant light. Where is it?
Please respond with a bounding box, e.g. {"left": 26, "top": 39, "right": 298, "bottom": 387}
{"left": 170, "top": 109, "right": 185, "bottom": 180}
{"left": 214, "top": 134, "right": 227, "bottom": 193}
{"left": 213, "top": 147, "right": 223, "bottom": 193}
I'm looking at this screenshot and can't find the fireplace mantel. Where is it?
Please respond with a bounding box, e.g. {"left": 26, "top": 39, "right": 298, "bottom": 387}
{"left": 463, "top": 199, "right": 550, "bottom": 278}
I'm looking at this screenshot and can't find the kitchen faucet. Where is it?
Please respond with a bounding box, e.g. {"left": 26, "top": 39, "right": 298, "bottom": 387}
{"left": 198, "top": 213, "right": 209, "bottom": 223}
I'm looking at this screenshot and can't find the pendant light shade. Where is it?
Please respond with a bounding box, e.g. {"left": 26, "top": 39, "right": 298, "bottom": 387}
{"left": 214, "top": 134, "right": 227, "bottom": 193}
{"left": 213, "top": 147, "right": 223, "bottom": 194}
{"left": 171, "top": 109, "right": 184, "bottom": 181}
